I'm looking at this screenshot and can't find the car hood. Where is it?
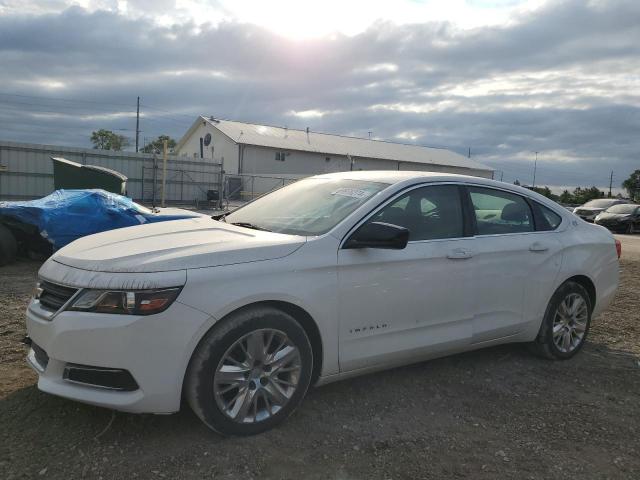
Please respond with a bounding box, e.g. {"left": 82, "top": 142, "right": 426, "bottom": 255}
{"left": 596, "top": 213, "right": 631, "bottom": 221}
{"left": 577, "top": 207, "right": 605, "bottom": 213}
{"left": 51, "top": 217, "right": 306, "bottom": 273}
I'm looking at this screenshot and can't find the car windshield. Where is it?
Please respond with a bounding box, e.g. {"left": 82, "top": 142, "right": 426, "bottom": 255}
{"left": 224, "top": 178, "right": 388, "bottom": 236}
{"left": 606, "top": 204, "right": 637, "bottom": 214}
{"left": 583, "top": 199, "right": 621, "bottom": 208}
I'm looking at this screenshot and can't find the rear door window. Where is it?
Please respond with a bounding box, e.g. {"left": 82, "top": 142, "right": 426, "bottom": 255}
{"left": 468, "top": 187, "right": 533, "bottom": 235}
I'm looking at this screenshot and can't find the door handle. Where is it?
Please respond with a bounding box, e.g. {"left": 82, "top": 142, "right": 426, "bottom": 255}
{"left": 529, "top": 242, "right": 549, "bottom": 252}
{"left": 447, "top": 248, "right": 473, "bottom": 259}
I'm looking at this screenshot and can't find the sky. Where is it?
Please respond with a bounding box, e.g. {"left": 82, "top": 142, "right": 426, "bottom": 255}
{"left": 0, "top": 0, "right": 638, "bottom": 192}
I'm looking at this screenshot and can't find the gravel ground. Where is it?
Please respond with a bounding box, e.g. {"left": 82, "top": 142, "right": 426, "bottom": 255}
{"left": 1, "top": 237, "right": 639, "bottom": 480}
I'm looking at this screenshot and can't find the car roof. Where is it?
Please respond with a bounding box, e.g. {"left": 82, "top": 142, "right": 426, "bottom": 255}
{"left": 311, "top": 170, "right": 568, "bottom": 214}
{"left": 313, "top": 170, "right": 484, "bottom": 184}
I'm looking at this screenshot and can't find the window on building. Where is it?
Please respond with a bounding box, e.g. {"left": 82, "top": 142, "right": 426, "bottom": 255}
{"left": 275, "top": 151, "right": 287, "bottom": 161}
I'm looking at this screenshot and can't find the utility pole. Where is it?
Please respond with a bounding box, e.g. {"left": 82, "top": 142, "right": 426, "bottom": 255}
{"left": 500, "top": 171, "right": 504, "bottom": 182}
{"left": 135, "top": 96, "right": 140, "bottom": 153}
{"left": 161, "top": 139, "right": 168, "bottom": 208}
{"left": 468, "top": 147, "right": 471, "bottom": 158}
{"left": 532, "top": 151, "right": 538, "bottom": 187}
{"left": 608, "top": 170, "right": 613, "bottom": 197}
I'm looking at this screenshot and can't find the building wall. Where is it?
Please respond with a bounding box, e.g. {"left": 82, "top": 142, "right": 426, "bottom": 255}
{"left": 176, "top": 120, "right": 239, "bottom": 175}
{"left": 240, "top": 146, "right": 406, "bottom": 175}
{"left": 238, "top": 145, "right": 493, "bottom": 179}
{"left": 240, "top": 146, "right": 349, "bottom": 175}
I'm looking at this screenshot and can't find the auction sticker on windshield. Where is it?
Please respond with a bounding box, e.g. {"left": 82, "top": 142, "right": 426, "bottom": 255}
{"left": 331, "top": 188, "right": 373, "bottom": 199}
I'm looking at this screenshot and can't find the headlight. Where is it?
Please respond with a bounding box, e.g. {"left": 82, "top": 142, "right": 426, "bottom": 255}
{"left": 68, "top": 287, "right": 182, "bottom": 315}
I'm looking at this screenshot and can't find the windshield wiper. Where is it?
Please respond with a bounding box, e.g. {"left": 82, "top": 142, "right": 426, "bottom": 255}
{"left": 230, "top": 222, "right": 272, "bottom": 232}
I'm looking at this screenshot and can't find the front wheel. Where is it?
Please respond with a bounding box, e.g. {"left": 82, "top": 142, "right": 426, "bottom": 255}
{"left": 185, "top": 306, "right": 313, "bottom": 435}
{"left": 529, "top": 281, "right": 592, "bottom": 360}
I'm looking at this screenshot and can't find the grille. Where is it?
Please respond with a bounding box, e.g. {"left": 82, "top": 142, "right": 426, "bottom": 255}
{"left": 38, "top": 280, "right": 78, "bottom": 312}
{"left": 63, "top": 364, "right": 139, "bottom": 391}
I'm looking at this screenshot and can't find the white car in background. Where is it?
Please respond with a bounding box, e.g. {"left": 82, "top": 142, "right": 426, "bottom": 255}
{"left": 573, "top": 198, "right": 630, "bottom": 222}
{"left": 26, "top": 171, "right": 620, "bottom": 435}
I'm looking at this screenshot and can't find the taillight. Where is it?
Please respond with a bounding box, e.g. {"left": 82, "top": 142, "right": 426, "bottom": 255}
{"left": 615, "top": 239, "right": 621, "bottom": 259}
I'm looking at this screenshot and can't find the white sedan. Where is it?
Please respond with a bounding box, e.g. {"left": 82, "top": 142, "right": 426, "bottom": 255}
{"left": 25, "top": 171, "right": 620, "bottom": 435}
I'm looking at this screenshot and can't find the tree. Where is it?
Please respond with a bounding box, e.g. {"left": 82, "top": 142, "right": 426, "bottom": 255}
{"left": 90, "top": 129, "right": 129, "bottom": 151}
{"left": 556, "top": 186, "right": 605, "bottom": 205}
{"left": 574, "top": 186, "right": 604, "bottom": 204}
{"left": 622, "top": 169, "right": 640, "bottom": 201}
{"left": 141, "top": 135, "right": 177, "bottom": 154}
{"left": 559, "top": 189, "right": 573, "bottom": 204}
{"left": 527, "top": 185, "right": 556, "bottom": 200}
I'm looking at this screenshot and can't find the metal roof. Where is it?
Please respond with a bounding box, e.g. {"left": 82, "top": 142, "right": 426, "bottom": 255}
{"left": 182, "top": 116, "right": 492, "bottom": 173}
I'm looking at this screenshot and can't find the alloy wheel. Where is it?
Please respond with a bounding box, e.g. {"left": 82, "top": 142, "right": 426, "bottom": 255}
{"left": 552, "top": 293, "right": 588, "bottom": 353}
{"left": 213, "top": 329, "right": 302, "bottom": 424}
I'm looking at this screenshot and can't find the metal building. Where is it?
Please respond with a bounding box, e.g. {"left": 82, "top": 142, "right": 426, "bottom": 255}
{"left": 176, "top": 116, "right": 494, "bottom": 180}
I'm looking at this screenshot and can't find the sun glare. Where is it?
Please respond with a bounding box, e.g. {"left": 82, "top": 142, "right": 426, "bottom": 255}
{"left": 169, "top": 0, "right": 544, "bottom": 40}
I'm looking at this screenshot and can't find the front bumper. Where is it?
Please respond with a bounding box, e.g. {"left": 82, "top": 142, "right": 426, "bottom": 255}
{"left": 26, "top": 297, "right": 212, "bottom": 413}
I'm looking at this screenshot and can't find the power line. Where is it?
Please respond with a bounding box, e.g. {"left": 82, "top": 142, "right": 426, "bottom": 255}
{"left": 139, "top": 103, "right": 195, "bottom": 120}
{"left": 0, "top": 91, "right": 135, "bottom": 109}
{"left": 0, "top": 98, "right": 134, "bottom": 114}
{"left": 0, "top": 92, "right": 191, "bottom": 127}
{"left": 0, "top": 91, "right": 631, "bottom": 185}
{"left": 485, "top": 163, "right": 613, "bottom": 184}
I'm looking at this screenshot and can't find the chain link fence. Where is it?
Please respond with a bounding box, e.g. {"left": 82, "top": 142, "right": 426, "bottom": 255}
{"left": 141, "top": 158, "right": 299, "bottom": 210}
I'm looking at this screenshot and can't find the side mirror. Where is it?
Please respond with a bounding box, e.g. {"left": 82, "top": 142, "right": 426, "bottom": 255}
{"left": 344, "top": 222, "right": 409, "bottom": 250}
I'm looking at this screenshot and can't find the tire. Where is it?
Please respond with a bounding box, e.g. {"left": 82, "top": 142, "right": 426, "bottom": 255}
{"left": 0, "top": 224, "right": 18, "bottom": 266}
{"left": 185, "top": 305, "right": 313, "bottom": 436}
{"left": 529, "top": 281, "right": 592, "bottom": 360}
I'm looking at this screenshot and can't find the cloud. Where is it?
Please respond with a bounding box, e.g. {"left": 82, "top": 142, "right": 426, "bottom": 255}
{"left": 0, "top": 0, "right": 638, "bottom": 189}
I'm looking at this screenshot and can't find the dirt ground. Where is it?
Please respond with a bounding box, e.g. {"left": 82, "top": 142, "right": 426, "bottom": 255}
{"left": 1, "top": 237, "right": 639, "bottom": 479}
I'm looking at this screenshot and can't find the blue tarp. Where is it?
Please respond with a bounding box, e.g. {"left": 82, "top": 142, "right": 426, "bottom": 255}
{"left": 0, "top": 189, "right": 198, "bottom": 250}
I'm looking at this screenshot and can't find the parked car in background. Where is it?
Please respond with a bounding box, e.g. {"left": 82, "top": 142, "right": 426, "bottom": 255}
{"left": 573, "top": 198, "right": 630, "bottom": 222}
{"left": 0, "top": 189, "right": 203, "bottom": 265}
{"left": 595, "top": 203, "right": 640, "bottom": 233}
{"left": 25, "top": 172, "right": 620, "bottom": 435}
{"left": 561, "top": 204, "right": 580, "bottom": 212}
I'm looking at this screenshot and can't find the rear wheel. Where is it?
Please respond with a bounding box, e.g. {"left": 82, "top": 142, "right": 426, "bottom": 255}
{"left": 185, "top": 306, "right": 313, "bottom": 435}
{"left": 0, "top": 224, "right": 17, "bottom": 266}
{"left": 529, "top": 281, "right": 592, "bottom": 360}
